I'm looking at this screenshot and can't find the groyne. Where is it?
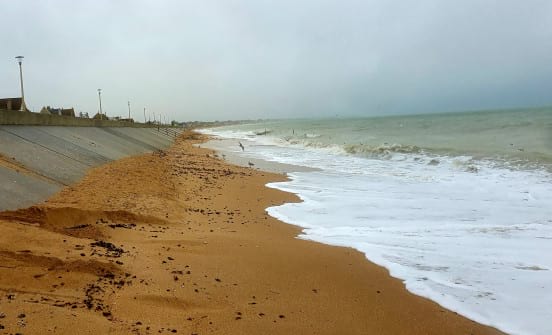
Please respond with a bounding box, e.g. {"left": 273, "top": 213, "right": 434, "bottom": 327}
{"left": 0, "top": 125, "right": 182, "bottom": 211}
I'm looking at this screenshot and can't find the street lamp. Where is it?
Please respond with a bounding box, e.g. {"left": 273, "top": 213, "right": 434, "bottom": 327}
{"left": 97, "top": 89, "right": 103, "bottom": 116}
{"left": 15, "top": 56, "right": 26, "bottom": 111}
{"left": 127, "top": 100, "right": 131, "bottom": 119}
{"left": 143, "top": 107, "right": 146, "bottom": 123}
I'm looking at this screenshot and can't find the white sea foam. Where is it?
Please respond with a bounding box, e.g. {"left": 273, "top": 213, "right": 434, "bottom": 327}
{"left": 199, "top": 126, "right": 552, "bottom": 335}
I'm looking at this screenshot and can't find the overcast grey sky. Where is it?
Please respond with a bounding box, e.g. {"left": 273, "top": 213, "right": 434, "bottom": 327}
{"left": 1, "top": 0, "right": 551, "bottom": 121}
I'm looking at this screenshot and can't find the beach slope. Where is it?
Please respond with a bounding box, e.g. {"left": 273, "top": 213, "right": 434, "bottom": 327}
{"left": 0, "top": 131, "right": 504, "bottom": 334}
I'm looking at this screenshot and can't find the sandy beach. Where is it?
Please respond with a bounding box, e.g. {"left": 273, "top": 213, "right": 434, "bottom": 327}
{"left": 0, "top": 131, "right": 505, "bottom": 335}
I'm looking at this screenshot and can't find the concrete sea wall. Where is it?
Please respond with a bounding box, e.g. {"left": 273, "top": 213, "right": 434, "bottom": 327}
{"left": 0, "top": 125, "right": 182, "bottom": 211}
{"left": 0, "top": 109, "right": 146, "bottom": 127}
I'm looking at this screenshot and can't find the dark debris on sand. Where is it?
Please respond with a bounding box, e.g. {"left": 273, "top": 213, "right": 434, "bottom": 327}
{"left": 90, "top": 241, "right": 125, "bottom": 257}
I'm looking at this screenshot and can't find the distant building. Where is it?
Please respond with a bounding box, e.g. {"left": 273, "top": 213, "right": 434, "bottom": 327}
{"left": 0, "top": 97, "right": 30, "bottom": 112}
{"left": 60, "top": 108, "right": 75, "bottom": 117}
{"left": 120, "top": 118, "right": 134, "bottom": 123}
{"left": 171, "top": 120, "right": 186, "bottom": 127}
{"left": 92, "top": 113, "right": 108, "bottom": 120}
{"left": 40, "top": 106, "right": 76, "bottom": 117}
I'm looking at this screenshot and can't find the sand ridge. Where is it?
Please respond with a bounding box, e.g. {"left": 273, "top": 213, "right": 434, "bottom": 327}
{"left": 0, "top": 131, "right": 505, "bottom": 334}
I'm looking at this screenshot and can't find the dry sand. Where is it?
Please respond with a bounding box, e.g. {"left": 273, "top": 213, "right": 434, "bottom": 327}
{"left": 0, "top": 131, "right": 505, "bottom": 334}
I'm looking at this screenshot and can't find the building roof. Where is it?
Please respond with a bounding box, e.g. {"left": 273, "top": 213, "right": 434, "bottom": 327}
{"left": 40, "top": 106, "right": 75, "bottom": 117}
{"left": 0, "top": 97, "right": 29, "bottom": 112}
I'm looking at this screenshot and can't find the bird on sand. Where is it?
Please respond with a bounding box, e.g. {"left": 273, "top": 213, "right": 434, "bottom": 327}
{"left": 239, "top": 142, "right": 245, "bottom": 151}
{"left": 248, "top": 161, "right": 255, "bottom": 168}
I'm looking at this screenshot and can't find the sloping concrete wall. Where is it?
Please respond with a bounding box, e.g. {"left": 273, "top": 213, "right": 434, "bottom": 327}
{"left": 0, "top": 126, "right": 182, "bottom": 211}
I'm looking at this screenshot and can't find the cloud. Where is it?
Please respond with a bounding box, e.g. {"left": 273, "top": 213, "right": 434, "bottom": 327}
{"left": 0, "top": 0, "right": 551, "bottom": 120}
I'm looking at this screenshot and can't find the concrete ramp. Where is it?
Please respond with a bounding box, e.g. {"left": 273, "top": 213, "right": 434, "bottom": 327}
{"left": 0, "top": 165, "right": 60, "bottom": 210}
{"left": 0, "top": 126, "right": 181, "bottom": 211}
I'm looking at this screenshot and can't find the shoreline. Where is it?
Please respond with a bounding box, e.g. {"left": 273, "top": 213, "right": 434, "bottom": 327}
{"left": 198, "top": 136, "right": 319, "bottom": 174}
{"left": 0, "top": 131, "right": 505, "bottom": 334}
{"left": 201, "top": 131, "right": 515, "bottom": 335}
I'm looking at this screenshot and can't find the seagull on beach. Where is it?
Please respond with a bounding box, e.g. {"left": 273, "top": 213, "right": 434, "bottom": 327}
{"left": 248, "top": 161, "right": 255, "bottom": 168}
{"left": 239, "top": 142, "right": 245, "bottom": 151}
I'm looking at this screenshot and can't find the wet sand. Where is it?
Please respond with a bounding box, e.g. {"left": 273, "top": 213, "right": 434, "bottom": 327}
{"left": 0, "top": 131, "right": 505, "bottom": 334}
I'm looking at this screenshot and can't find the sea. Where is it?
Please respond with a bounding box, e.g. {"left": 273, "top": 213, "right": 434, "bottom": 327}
{"left": 198, "top": 107, "right": 552, "bottom": 335}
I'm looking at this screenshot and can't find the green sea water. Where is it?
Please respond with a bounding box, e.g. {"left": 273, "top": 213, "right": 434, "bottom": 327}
{"left": 232, "top": 107, "right": 552, "bottom": 170}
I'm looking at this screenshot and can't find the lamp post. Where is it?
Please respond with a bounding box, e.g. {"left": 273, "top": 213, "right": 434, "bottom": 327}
{"left": 15, "top": 56, "right": 26, "bottom": 111}
{"left": 127, "top": 101, "right": 131, "bottom": 119}
{"left": 143, "top": 107, "right": 146, "bottom": 123}
{"left": 97, "top": 89, "right": 103, "bottom": 116}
